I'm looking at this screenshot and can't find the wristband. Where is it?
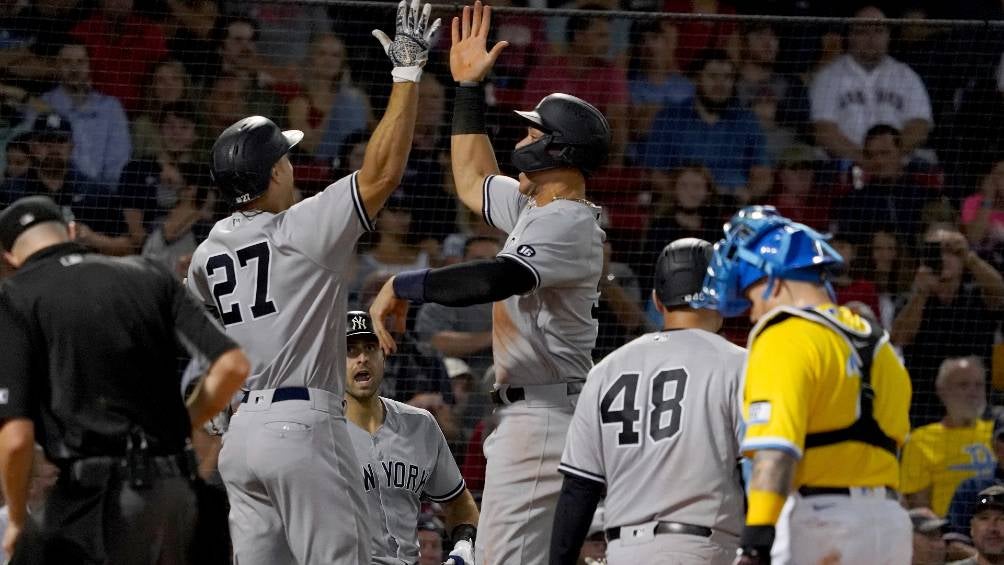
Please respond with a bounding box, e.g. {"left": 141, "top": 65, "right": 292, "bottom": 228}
{"left": 391, "top": 65, "right": 423, "bottom": 83}
{"left": 392, "top": 269, "right": 429, "bottom": 303}
{"left": 746, "top": 490, "right": 787, "bottom": 526}
{"left": 451, "top": 523, "right": 477, "bottom": 545}
{"left": 452, "top": 83, "right": 486, "bottom": 135}
{"left": 739, "top": 524, "right": 776, "bottom": 555}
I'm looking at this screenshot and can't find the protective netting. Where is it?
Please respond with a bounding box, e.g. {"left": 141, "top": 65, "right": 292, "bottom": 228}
{"left": 4, "top": 0, "right": 1004, "bottom": 558}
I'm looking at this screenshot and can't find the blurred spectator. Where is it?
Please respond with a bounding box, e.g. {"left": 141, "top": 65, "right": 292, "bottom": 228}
{"left": 950, "top": 486, "right": 1004, "bottom": 565}
{"left": 70, "top": 0, "right": 168, "bottom": 112}
{"left": 910, "top": 507, "right": 950, "bottom": 565}
{"left": 140, "top": 162, "right": 214, "bottom": 278}
{"left": 203, "top": 73, "right": 252, "bottom": 135}
{"left": 766, "top": 144, "right": 829, "bottom": 231}
{"left": 902, "top": 356, "right": 995, "bottom": 516}
{"left": 834, "top": 124, "right": 936, "bottom": 244}
{"left": 3, "top": 132, "right": 31, "bottom": 181}
{"left": 417, "top": 514, "right": 446, "bottom": 565}
{"left": 0, "top": 112, "right": 129, "bottom": 255}
{"left": 234, "top": 2, "right": 333, "bottom": 70}
{"left": 962, "top": 159, "right": 1004, "bottom": 272}
{"left": 131, "top": 59, "right": 194, "bottom": 159}
{"left": 442, "top": 357, "right": 488, "bottom": 441}
{"left": 119, "top": 102, "right": 201, "bottom": 251}
{"left": 736, "top": 22, "right": 809, "bottom": 131}
{"left": 830, "top": 236, "right": 881, "bottom": 316}
{"left": 638, "top": 49, "right": 771, "bottom": 203}
{"left": 403, "top": 75, "right": 455, "bottom": 244}
{"left": 637, "top": 164, "right": 721, "bottom": 290}
{"left": 594, "top": 240, "right": 646, "bottom": 358}
{"left": 892, "top": 228, "right": 1004, "bottom": 425}
{"left": 34, "top": 41, "right": 131, "bottom": 186}
{"left": 488, "top": 0, "right": 547, "bottom": 109}
{"left": 810, "top": 5, "right": 932, "bottom": 161}
{"left": 203, "top": 16, "right": 283, "bottom": 119}
{"left": 948, "top": 413, "right": 1004, "bottom": 544}
{"left": 353, "top": 192, "right": 431, "bottom": 299}
{"left": 162, "top": 0, "right": 219, "bottom": 85}
{"left": 416, "top": 236, "right": 499, "bottom": 378}
{"left": 626, "top": 20, "right": 693, "bottom": 159}
{"left": 750, "top": 85, "right": 797, "bottom": 164}
{"left": 521, "top": 4, "right": 628, "bottom": 162}
{"left": 286, "top": 33, "right": 370, "bottom": 163}
{"left": 407, "top": 392, "right": 463, "bottom": 454}
{"left": 868, "top": 230, "right": 912, "bottom": 331}
{"left": 663, "top": 0, "right": 740, "bottom": 67}
{"left": 441, "top": 206, "right": 507, "bottom": 264}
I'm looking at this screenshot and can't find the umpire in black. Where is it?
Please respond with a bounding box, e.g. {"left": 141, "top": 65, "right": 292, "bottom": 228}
{"left": 0, "top": 195, "right": 250, "bottom": 564}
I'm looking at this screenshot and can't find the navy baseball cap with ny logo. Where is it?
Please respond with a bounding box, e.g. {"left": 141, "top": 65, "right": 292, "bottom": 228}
{"left": 346, "top": 311, "right": 377, "bottom": 339}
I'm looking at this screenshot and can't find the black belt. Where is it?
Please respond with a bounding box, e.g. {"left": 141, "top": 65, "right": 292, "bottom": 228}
{"left": 799, "top": 486, "right": 899, "bottom": 500}
{"left": 241, "top": 387, "right": 310, "bottom": 404}
{"left": 605, "top": 521, "right": 712, "bottom": 541}
{"left": 489, "top": 383, "right": 583, "bottom": 406}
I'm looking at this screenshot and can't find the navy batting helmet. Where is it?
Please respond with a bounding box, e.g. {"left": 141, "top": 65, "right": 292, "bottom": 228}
{"left": 210, "top": 116, "right": 303, "bottom": 206}
{"left": 655, "top": 238, "right": 713, "bottom": 308}
{"left": 511, "top": 93, "right": 611, "bottom": 176}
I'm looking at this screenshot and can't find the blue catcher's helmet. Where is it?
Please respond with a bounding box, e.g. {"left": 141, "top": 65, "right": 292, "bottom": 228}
{"left": 690, "top": 206, "right": 844, "bottom": 317}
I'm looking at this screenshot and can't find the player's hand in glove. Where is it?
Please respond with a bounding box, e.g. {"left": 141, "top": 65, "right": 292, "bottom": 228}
{"left": 373, "top": 0, "right": 442, "bottom": 83}
{"left": 443, "top": 539, "right": 475, "bottom": 565}
{"left": 733, "top": 525, "right": 774, "bottom": 565}
{"left": 450, "top": 0, "right": 508, "bottom": 83}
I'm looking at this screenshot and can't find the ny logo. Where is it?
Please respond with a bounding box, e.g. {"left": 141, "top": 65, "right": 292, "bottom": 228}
{"left": 351, "top": 316, "right": 367, "bottom": 331}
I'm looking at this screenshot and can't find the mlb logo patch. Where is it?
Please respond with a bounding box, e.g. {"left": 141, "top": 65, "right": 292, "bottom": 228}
{"left": 748, "top": 401, "right": 771, "bottom": 424}
{"left": 517, "top": 245, "right": 535, "bottom": 257}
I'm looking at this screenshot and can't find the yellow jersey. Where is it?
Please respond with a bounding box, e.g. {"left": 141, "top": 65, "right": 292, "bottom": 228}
{"left": 741, "top": 304, "right": 912, "bottom": 489}
{"left": 900, "top": 420, "right": 995, "bottom": 517}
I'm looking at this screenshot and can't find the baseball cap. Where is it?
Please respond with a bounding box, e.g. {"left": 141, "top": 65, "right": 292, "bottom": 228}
{"left": 0, "top": 195, "right": 68, "bottom": 250}
{"left": 346, "top": 310, "right": 377, "bottom": 340}
{"left": 908, "top": 508, "right": 948, "bottom": 534}
{"left": 32, "top": 112, "right": 73, "bottom": 142}
{"left": 976, "top": 485, "right": 1004, "bottom": 514}
{"left": 443, "top": 357, "right": 472, "bottom": 380}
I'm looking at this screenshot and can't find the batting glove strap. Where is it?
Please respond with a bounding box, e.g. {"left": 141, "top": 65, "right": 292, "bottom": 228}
{"left": 446, "top": 539, "right": 475, "bottom": 565}
{"left": 372, "top": 0, "right": 442, "bottom": 83}
{"left": 737, "top": 525, "right": 774, "bottom": 563}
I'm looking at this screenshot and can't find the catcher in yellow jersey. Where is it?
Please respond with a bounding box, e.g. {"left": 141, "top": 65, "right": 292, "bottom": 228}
{"left": 694, "top": 207, "right": 913, "bottom": 564}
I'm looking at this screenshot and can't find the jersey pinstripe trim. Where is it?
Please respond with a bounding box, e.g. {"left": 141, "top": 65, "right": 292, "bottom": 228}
{"left": 349, "top": 171, "right": 375, "bottom": 232}
{"left": 558, "top": 462, "right": 606, "bottom": 485}
{"left": 497, "top": 252, "right": 541, "bottom": 290}
{"left": 426, "top": 478, "right": 466, "bottom": 503}
{"left": 482, "top": 175, "right": 495, "bottom": 228}
{"left": 741, "top": 436, "right": 804, "bottom": 460}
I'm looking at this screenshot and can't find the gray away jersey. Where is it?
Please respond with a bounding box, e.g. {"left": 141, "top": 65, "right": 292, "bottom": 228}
{"left": 481, "top": 175, "right": 604, "bottom": 385}
{"left": 347, "top": 398, "right": 465, "bottom": 564}
{"left": 560, "top": 329, "right": 746, "bottom": 536}
{"left": 186, "top": 172, "right": 373, "bottom": 394}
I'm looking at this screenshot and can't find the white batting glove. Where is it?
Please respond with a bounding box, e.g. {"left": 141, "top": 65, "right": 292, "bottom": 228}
{"left": 372, "top": 0, "right": 442, "bottom": 83}
{"left": 443, "top": 539, "right": 474, "bottom": 565}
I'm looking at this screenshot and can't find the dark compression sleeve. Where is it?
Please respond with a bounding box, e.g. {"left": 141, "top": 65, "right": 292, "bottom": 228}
{"left": 419, "top": 257, "right": 537, "bottom": 307}
{"left": 549, "top": 473, "right": 605, "bottom": 565}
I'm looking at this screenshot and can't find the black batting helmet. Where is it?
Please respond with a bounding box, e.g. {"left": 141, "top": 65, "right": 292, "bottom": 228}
{"left": 655, "top": 238, "right": 713, "bottom": 308}
{"left": 210, "top": 116, "right": 303, "bottom": 206}
{"left": 511, "top": 93, "right": 611, "bottom": 176}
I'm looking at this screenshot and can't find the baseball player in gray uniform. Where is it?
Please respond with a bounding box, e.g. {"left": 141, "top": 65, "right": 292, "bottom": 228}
{"left": 551, "top": 239, "right": 746, "bottom": 565}
{"left": 343, "top": 310, "right": 480, "bottom": 565}
{"left": 184, "top": 3, "right": 441, "bottom": 563}
{"left": 369, "top": 3, "right": 611, "bottom": 563}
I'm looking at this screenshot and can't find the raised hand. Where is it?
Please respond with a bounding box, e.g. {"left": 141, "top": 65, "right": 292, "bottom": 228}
{"left": 373, "top": 0, "right": 443, "bottom": 82}
{"left": 368, "top": 277, "right": 409, "bottom": 355}
{"left": 450, "top": 0, "right": 509, "bottom": 83}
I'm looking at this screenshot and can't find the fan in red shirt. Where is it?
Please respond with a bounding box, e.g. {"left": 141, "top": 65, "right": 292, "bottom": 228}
{"left": 71, "top": 0, "right": 167, "bottom": 113}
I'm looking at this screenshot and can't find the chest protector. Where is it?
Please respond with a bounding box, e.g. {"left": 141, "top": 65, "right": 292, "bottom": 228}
{"left": 751, "top": 306, "right": 899, "bottom": 456}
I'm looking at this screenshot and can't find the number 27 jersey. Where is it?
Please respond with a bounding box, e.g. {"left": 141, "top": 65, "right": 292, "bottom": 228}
{"left": 560, "top": 329, "right": 746, "bottom": 534}
{"left": 186, "top": 172, "right": 373, "bottom": 394}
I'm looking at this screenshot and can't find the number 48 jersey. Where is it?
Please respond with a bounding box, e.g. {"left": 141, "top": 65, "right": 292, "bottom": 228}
{"left": 560, "top": 329, "right": 747, "bottom": 535}
{"left": 186, "top": 172, "right": 373, "bottom": 394}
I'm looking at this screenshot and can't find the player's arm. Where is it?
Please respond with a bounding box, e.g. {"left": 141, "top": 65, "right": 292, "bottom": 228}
{"left": 0, "top": 418, "right": 34, "bottom": 556}
{"left": 450, "top": 1, "right": 509, "bottom": 214}
{"left": 737, "top": 449, "right": 798, "bottom": 564}
{"left": 550, "top": 474, "right": 604, "bottom": 565}
{"left": 357, "top": 0, "right": 442, "bottom": 218}
{"left": 442, "top": 489, "right": 480, "bottom": 564}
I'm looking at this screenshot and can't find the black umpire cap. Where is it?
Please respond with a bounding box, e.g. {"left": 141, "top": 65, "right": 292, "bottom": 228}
{"left": 347, "top": 311, "right": 378, "bottom": 340}
{"left": 0, "top": 195, "right": 68, "bottom": 251}
{"left": 655, "top": 238, "right": 713, "bottom": 308}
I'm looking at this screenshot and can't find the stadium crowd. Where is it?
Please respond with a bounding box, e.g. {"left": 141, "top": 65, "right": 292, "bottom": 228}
{"left": 6, "top": 0, "right": 1004, "bottom": 563}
